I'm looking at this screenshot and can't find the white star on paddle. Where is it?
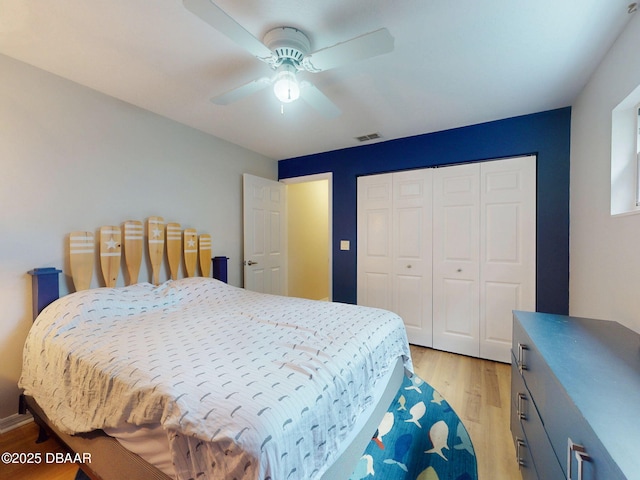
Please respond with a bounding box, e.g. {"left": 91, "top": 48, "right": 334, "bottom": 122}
{"left": 105, "top": 238, "right": 118, "bottom": 250}
{"left": 188, "top": 238, "right": 196, "bottom": 248}
{"left": 152, "top": 227, "right": 162, "bottom": 238}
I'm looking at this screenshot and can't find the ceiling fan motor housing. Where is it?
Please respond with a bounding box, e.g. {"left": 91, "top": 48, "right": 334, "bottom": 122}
{"left": 263, "top": 27, "right": 311, "bottom": 70}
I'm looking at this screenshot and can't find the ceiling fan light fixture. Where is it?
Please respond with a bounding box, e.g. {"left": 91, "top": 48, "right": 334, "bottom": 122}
{"left": 273, "top": 63, "right": 300, "bottom": 103}
{"left": 184, "top": 3, "right": 393, "bottom": 117}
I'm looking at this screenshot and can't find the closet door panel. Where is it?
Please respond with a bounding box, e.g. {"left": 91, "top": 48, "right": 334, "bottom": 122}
{"left": 442, "top": 278, "right": 477, "bottom": 333}
{"left": 357, "top": 174, "right": 393, "bottom": 311}
{"left": 395, "top": 274, "right": 426, "bottom": 328}
{"left": 393, "top": 169, "right": 432, "bottom": 346}
{"left": 360, "top": 272, "right": 392, "bottom": 310}
{"left": 484, "top": 281, "right": 520, "bottom": 346}
{"left": 394, "top": 206, "right": 426, "bottom": 328}
{"left": 433, "top": 163, "right": 480, "bottom": 357}
{"left": 365, "top": 209, "right": 391, "bottom": 257}
{"left": 480, "top": 156, "right": 536, "bottom": 362}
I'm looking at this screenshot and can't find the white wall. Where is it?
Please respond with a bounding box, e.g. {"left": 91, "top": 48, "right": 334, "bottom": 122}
{"left": 570, "top": 12, "right": 640, "bottom": 331}
{"left": 0, "top": 54, "right": 277, "bottom": 418}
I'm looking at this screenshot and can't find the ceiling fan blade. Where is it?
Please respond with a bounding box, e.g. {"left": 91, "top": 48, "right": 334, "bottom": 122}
{"left": 301, "top": 28, "right": 394, "bottom": 73}
{"left": 183, "top": 0, "right": 276, "bottom": 64}
{"left": 299, "top": 81, "right": 341, "bottom": 118}
{"left": 211, "top": 77, "right": 271, "bottom": 105}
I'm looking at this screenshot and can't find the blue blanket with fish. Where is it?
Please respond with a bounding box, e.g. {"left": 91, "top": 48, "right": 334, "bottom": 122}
{"left": 349, "top": 372, "right": 477, "bottom": 480}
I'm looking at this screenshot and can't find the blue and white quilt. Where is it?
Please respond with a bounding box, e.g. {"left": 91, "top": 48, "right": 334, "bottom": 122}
{"left": 20, "top": 277, "right": 412, "bottom": 480}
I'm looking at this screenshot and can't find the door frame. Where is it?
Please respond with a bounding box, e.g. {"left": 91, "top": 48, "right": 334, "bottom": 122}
{"left": 280, "top": 172, "right": 333, "bottom": 301}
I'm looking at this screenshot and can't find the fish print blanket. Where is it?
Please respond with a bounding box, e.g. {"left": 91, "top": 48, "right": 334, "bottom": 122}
{"left": 350, "top": 372, "right": 477, "bottom": 480}
{"left": 20, "top": 277, "right": 412, "bottom": 480}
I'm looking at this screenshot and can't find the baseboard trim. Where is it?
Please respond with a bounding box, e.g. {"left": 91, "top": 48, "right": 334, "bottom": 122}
{"left": 0, "top": 412, "right": 33, "bottom": 434}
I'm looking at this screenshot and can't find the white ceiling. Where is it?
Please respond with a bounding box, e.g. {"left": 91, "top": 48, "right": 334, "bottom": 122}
{"left": 0, "top": 1, "right": 635, "bottom": 160}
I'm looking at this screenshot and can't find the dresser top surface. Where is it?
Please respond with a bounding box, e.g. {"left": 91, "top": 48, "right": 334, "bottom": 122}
{"left": 514, "top": 311, "right": 640, "bottom": 475}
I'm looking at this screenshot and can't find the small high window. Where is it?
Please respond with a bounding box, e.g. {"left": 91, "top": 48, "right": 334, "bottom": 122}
{"left": 636, "top": 106, "right": 640, "bottom": 206}
{"left": 611, "top": 86, "right": 640, "bottom": 215}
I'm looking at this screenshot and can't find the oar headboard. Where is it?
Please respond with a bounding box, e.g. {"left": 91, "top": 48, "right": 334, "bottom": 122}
{"left": 68, "top": 216, "right": 215, "bottom": 292}
{"left": 27, "top": 217, "right": 229, "bottom": 320}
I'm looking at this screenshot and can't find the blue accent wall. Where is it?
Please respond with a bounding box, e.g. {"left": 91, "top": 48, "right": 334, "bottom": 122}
{"left": 279, "top": 107, "right": 571, "bottom": 314}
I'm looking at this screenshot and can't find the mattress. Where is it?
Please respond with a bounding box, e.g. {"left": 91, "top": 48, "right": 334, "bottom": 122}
{"left": 20, "top": 277, "right": 411, "bottom": 480}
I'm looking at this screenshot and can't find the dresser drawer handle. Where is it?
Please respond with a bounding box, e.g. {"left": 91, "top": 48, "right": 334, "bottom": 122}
{"left": 517, "top": 392, "right": 527, "bottom": 420}
{"left": 516, "top": 437, "right": 526, "bottom": 469}
{"left": 517, "top": 343, "right": 528, "bottom": 374}
{"left": 568, "top": 438, "right": 591, "bottom": 480}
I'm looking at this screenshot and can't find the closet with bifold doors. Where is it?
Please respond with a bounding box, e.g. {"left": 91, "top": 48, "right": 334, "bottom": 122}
{"left": 357, "top": 155, "right": 536, "bottom": 363}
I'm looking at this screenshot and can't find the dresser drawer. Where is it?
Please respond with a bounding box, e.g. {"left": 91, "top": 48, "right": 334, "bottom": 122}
{"left": 510, "top": 390, "right": 537, "bottom": 480}
{"left": 511, "top": 360, "right": 564, "bottom": 480}
{"left": 513, "top": 312, "right": 629, "bottom": 480}
{"left": 511, "top": 385, "right": 538, "bottom": 480}
{"left": 537, "top": 369, "right": 622, "bottom": 480}
{"left": 512, "top": 316, "right": 547, "bottom": 406}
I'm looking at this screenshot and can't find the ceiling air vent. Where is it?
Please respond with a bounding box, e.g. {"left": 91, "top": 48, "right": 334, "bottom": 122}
{"left": 355, "top": 132, "right": 381, "bottom": 143}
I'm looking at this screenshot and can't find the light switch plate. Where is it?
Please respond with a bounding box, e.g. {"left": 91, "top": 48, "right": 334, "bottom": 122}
{"left": 340, "top": 240, "right": 350, "bottom": 251}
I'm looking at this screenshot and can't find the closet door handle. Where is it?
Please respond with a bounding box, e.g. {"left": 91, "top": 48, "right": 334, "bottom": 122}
{"left": 517, "top": 343, "right": 528, "bottom": 374}
{"left": 567, "top": 438, "right": 590, "bottom": 480}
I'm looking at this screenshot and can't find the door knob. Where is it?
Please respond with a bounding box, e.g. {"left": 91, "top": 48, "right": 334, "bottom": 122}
{"left": 245, "top": 260, "right": 258, "bottom": 266}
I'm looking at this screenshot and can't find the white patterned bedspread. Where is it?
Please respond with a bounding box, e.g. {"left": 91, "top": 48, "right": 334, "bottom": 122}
{"left": 20, "top": 278, "right": 411, "bottom": 480}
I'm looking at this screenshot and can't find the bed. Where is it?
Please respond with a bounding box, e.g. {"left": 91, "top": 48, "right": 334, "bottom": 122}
{"left": 18, "top": 217, "right": 412, "bottom": 480}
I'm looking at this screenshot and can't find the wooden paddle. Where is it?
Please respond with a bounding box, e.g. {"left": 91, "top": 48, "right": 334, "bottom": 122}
{"left": 183, "top": 228, "right": 197, "bottom": 277}
{"left": 199, "top": 234, "right": 212, "bottom": 277}
{"left": 166, "top": 222, "right": 182, "bottom": 280}
{"left": 147, "top": 216, "right": 165, "bottom": 285}
{"left": 99, "top": 226, "right": 121, "bottom": 287}
{"left": 69, "top": 231, "right": 94, "bottom": 291}
{"left": 123, "top": 220, "right": 143, "bottom": 285}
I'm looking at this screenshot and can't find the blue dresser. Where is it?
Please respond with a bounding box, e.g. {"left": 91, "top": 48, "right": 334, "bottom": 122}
{"left": 511, "top": 311, "right": 640, "bottom": 479}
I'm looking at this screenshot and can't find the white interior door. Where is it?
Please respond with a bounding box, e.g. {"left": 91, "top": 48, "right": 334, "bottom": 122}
{"left": 243, "top": 174, "right": 286, "bottom": 294}
{"left": 480, "top": 156, "right": 536, "bottom": 362}
{"left": 432, "top": 163, "right": 481, "bottom": 357}
{"left": 392, "top": 169, "right": 433, "bottom": 346}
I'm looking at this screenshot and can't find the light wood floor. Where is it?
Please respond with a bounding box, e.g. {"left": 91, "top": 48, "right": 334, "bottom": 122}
{"left": 0, "top": 421, "right": 78, "bottom": 480}
{"left": 0, "top": 346, "right": 520, "bottom": 480}
{"left": 410, "top": 345, "right": 520, "bottom": 480}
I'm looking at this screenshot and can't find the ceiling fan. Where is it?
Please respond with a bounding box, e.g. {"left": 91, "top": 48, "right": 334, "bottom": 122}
{"left": 183, "top": 0, "right": 395, "bottom": 117}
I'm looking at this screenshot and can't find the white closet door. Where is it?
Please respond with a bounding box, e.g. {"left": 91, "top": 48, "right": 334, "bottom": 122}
{"left": 357, "top": 171, "right": 433, "bottom": 346}
{"left": 358, "top": 157, "right": 536, "bottom": 360}
{"left": 480, "top": 156, "right": 536, "bottom": 362}
{"left": 432, "top": 163, "right": 481, "bottom": 357}
{"left": 357, "top": 174, "right": 393, "bottom": 310}
{"left": 392, "top": 169, "right": 433, "bottom": 346}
